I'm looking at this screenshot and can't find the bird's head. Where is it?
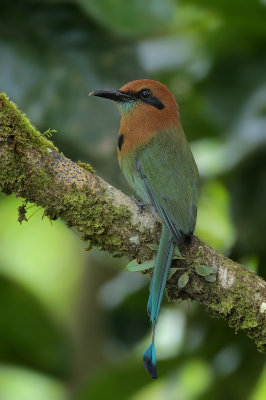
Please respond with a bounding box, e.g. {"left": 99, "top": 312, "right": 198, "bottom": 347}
{"left": 90, "top": 80, "right": 182, "bottom": 156}
{"left": 90, "top": 79, "right": 180, "bottom": 128}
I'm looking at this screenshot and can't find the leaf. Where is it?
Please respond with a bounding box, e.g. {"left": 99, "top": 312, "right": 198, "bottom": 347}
{"left": 173, "top": 247, "right": 185, "bottom": 260}
{"left": 195, "top": 246, "right": 203, "bottom": 257}
{"left": 146, "top": 244, "right": 159, "bottom": 251}
{"left": 168, "top": 268, "right": 177, "bottom": 279}
{"left": 195, "top": 264, "right": 217, "bottom": 276}
{"left": 126, "top": 259, "right": 155, "bottom": 272}
{"left": 204, "top": 274, "right": 217, "bottom": 282}
{"left": 178, "top": 272, "right": 190, "bottom": 288}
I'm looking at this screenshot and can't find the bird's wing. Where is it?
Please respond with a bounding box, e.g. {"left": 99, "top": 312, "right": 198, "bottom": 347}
{"left": 133, "top": 128, "right": 198, "bottom": 378}
{"left": 134, "top": 128, "right": 199, "bottom": 242}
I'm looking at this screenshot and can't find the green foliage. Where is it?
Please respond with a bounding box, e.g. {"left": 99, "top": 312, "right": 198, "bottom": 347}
{"left": 194, "top": 265, "right": 217, "bottom": 276}
{"left": 0, "top": 365, "right": 66, "bottom": 400}
{"left": 126, "top": 259, "right": 155, "bottom": 272}
{"left": 0, "top": 276, "right": 68, "bottom": 375}
{"left": 0, "top": 195, "right": 85, "bottom": 319}
{"left": 204, "top": 274, "right": 216, "bottom": 283}
{"left": 78, "top": 0, "right": 175, "bottom": 37}
{"left": 195, "top": 180, "right": 236, "bottom": 253}
{"left": 194, "top": 263, "right": 217, "bottom": 282}
{"left": 178, "top": 272, "right": 190, "bottom": 288}
{"left": 146, "top": 243, "right": 158, "bottom": 251}
{"left": 173, "top": 246, "right": 184, "bottom": 259}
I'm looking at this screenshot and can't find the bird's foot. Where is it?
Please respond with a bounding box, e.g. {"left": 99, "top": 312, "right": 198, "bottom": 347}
{"left": 131, "top": 196, "right": 149, "bottom": 213}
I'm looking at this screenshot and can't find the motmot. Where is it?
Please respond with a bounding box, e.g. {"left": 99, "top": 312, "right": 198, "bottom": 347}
{"left": 90, "top": 80, "right": 199, "bottom": 379}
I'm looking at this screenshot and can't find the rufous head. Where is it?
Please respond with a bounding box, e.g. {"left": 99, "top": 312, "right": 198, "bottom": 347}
{"left": 90, "top": 80, "right": 182, "bottom": 158}
{"left": 90, "top": 79, "right": 180, "bottom": 127}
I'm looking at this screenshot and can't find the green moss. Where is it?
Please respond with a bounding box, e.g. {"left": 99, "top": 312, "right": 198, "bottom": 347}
{"left": 167, "top": 242, "right": 265, "bottom": 352}
{"left": 0, "top": 93, "right": 138, "bottom": 257}
{"left": 0, "top": 92, "right": 159, "bottom": 259}
{"left": 18, "top": 203, "right": 28, "bottom": 224}
{"left": 40, "top": 185, "right": 133, "bottom": 256}
{"left": 77, "top": 161, "right": 95, "bottom": 174}
{"left": 0, "top": 93, "right": 58, "bottom": 154}
{"left": 200, "top": 268, "right": 265, "bottom": 351}
{"left": 42, "top": 128, "right": 57, "bottom": 139}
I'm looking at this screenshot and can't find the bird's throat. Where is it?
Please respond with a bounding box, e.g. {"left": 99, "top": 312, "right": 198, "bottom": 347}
{"left": 117, "top": 101, "right": 137, "bottom": 115}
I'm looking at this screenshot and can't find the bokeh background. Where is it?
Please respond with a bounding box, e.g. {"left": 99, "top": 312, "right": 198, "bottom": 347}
{"left": 0, "top": 1, "right": 266, "bottom": 399}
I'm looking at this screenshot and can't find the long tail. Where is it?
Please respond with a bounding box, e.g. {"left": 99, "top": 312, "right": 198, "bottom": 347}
{"left": 143, "top": 225, "right": 175, "bottom": 379}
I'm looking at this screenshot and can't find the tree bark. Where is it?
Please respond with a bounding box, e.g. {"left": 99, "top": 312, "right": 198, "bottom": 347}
{"left": 0, "top": 93, "right": 265, "bottom": 352}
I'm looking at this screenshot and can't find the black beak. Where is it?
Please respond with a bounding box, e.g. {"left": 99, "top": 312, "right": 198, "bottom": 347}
{"left": 89, "top": 89, "right": 131, "bottom": 102}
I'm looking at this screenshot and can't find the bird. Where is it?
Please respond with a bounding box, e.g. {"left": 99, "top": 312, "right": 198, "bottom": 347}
{"left": 90, "top": 79, "right": 199, "bottom": 379}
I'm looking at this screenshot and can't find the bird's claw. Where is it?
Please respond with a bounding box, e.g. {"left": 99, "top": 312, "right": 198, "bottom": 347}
{"left": 131, "top": 196, "right": 149, "bottom": 213}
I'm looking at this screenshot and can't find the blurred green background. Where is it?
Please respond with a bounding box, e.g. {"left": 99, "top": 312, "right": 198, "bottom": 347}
{"left": 0, "top": 0, "right": 266, "bottom": 399}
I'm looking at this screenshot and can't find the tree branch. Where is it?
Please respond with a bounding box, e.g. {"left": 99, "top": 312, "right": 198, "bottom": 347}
{"left": 0, "top": 93, "right": 265, "bottom": 352}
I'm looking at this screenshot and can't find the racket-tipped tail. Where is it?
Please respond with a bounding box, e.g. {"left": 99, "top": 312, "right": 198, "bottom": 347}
{"left": 143, "top": 342, "right": 157, "bottom": 379}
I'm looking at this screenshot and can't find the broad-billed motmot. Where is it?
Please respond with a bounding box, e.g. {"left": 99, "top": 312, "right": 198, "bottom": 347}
{"left": 90, "top": 80, "right": 199, "bottom": 379}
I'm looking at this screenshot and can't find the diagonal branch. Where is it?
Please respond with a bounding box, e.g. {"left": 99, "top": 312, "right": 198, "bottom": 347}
{"left": 0, "top": 93, "right": 265, "bottom": 352}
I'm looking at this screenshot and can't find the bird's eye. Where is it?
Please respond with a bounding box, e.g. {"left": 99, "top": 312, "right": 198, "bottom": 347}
{"left": 140, "top": 89, "right": 151, "bottom": 99}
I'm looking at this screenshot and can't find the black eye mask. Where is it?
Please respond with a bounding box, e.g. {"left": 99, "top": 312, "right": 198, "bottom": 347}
{"left": 121, "top": 88, "right": 165, "bottom": 110}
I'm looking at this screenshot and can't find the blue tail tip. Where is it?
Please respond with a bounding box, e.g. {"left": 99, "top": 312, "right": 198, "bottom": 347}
{"left": 143, "top": 343, "right": 157, "bottom": 379}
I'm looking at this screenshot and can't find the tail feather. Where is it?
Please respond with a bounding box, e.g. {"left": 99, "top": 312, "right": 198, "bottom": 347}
{"left": 149, "top": 225, "right": 175, "bottom": 322}
{"left": 143, "top": 335, "right": 157, "bottom": 379}
{"left": 147, "top": 274, "right": 154, "bottom": 318}
{"left": 147, "top": 291, "right": 152, "bottom": 318}
{"left": 143, "top": 225, "right": 175, "bottom": 378}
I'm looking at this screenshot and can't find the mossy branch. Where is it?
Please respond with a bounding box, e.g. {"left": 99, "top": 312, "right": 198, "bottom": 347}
{"left": 0, "top": 93, "right": 265, "bottom": 352}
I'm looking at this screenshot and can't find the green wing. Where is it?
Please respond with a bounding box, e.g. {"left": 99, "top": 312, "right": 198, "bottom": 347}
{"left": 133, "top": 128, "right": 199, "bottom": 242}
{"left": 121, "top": 128, "right": 199, "bottom": 377}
